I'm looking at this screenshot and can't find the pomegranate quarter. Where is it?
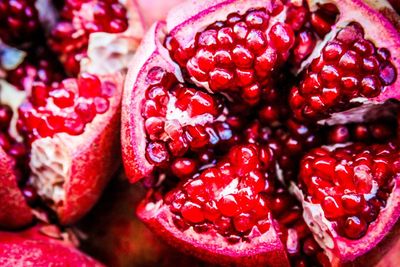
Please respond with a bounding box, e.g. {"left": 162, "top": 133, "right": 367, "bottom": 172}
{"left": 0, "top": 0, "right": 144, "bottom": 228}
{"left": 122, "top": 0, "right": 400, "bottom": 266}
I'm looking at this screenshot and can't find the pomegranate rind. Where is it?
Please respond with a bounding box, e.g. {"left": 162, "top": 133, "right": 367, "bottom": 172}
{"left": 137, "top": 199, "right": 289, "bottom": 267}
{"left": 0, "top": 147, "right": 33, "bottom": 229}
{"left": 30, "top": 73, "right": 123, "bottom": 225}
{"left": 0, "top": 226, "right": 103, "bottom": 266}
{"left": 122, "top": 22, "right": 181, "bottom": 183}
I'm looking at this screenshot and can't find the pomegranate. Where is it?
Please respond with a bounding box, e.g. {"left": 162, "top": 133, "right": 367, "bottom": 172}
{"left": 0, "top": 224, "right": 103, "bottom": 266}
{"left": 48, "top": 0, "right": 144, "bottom": 75}
{"left": 0, "top": 70, "right": 123, "bottom": 227}
{"left": 289, "top": 1, "right": 400, "bottom": 124}
{"left": 122, "top": 0, "right": 400, "bottom": 265}
{"left": 0, "top": 0, "right": 146, "bottom": 228}
{"left": 293, "top": 141, "right": 400, "bottom": 265}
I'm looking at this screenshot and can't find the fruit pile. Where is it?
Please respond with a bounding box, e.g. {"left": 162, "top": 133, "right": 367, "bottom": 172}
{"left": 0, "top": 0, "right": 399, "bottom": 266}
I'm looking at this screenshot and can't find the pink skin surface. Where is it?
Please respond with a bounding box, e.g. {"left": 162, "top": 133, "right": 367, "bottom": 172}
{"left": 0, "top": 226, "right": 103, "bottom": 266}
{"left": 0, "top": 147, "right": 33, "bottom": 229}
{"left": 135, "top": 0, "right": 185, "bottom": 27}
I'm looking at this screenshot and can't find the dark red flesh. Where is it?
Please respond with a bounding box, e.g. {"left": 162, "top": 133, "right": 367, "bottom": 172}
{"left": 49, "top": 0, "right": 129, "bottom": 75}
{"left": 290, "top": 23, "right": 397, "bottom": 121}
{"left": 299, "top": 142, "right": 399, "bottom": 239}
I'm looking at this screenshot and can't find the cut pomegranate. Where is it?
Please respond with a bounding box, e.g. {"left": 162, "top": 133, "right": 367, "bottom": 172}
{"left": 289, "top": 1, "right": 400, "bottom": 124}
{"left": 137, "top": 143, "right": 289, "bottom": 266}
{"left": 121, "top": 0, "right": 400, "bottom": 265}
{"left": 0, "top": 224, "right": 103, "bottom": 266}
{"left": 294, "top": 141, "right": 400, "bottom": 264}
{"left": 0, "top": 71, "right": 123, "bottom": 226}
{"left": 48, "top": 0, "right": 144, "bottom": 75}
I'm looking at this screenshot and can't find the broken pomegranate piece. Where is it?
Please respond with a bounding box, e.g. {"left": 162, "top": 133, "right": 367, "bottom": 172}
{"left": 295, "top": 141, "right": 400, "bottom": 264}
{"left": 290, "top": 23, "right": 398, "bottom": 122}
{"left": 49, "top": 0, "right": 143, "bottom": 75}
{"left": 137, "top": 143, "right": 290, "bottom": 266}
{"left": 122, "top": 0, "right": 400, "bottom": 265}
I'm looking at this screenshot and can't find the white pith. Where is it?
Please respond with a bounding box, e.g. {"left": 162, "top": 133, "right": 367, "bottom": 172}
{"left": 30, "top": 136, "right": 72, "bottom": 205}
{"left": 291, "top": 183, "right": 336, "bottom": 261}
{"left": 0, "top": 43, "right": 26, "bottom": 71}
{"left": 81, "top": 0, "right": 143, "bottom": 75}
{"left": 0, "top": 80, "right": 27, "bottom": 142}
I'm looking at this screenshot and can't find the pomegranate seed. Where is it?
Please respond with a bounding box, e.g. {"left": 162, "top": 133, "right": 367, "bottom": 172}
{"left": 181, "top": 202, "right": 205, "bottom": 223}
{"left": 233, "top": 213, "right": 254, "bottom": 233}
{"left": 145, "top": 142, "right": 169, "bottom": 166}
{"left": 343, "top": 216, "right": 368, "bottom": 239}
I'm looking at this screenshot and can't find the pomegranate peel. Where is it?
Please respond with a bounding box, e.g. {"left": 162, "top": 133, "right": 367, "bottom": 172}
{"left": 29, "top": 73, "right": 123, "bottom": 224}
{"left": 0, "top": 146, "right": 33, "bottom": 229}
{"left": 0, "top": 225, "right": 103, "bottom": 266}
{"left": 122, "top": 22, "right": 182, "bottom": 183}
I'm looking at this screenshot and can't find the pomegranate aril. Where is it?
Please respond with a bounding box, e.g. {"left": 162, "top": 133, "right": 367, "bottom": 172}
{"left": 50, "top": 89, "right": 75, "bottom": 108}
{"left": 269, "top": 23, "right": 294, "bottom": 52}
{"left": 78, "top": 73, "right": 102, "bottom": 97}
{"left": 217, "top": 195, "right": 240, "bottom": 217}
{"left": 343, "top": 216, "right": 368, "bottom": 239}
{"left": 233, "top": 213, "right": 254, "bottom": 233}
{"left": 181, "top": 202, "right": 205, "bottom": 223}
{"left": 145, "top": 142, "right": 169, "bottom": 166}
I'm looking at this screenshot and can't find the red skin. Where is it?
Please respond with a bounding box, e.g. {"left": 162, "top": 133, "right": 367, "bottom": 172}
{"left": 0, "top": 226, "right": 103, "bottom": 266}
{"left": 78, "top": 174, "right": 204, "bottom": 267}
{"left": 0, "top": 147, "right": 33, "bottom": 229}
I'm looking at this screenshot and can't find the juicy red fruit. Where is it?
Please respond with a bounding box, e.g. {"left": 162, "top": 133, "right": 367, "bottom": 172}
{"left": 299, "top": 142, "right": 399, "bottom": 239}
{"left": 49, "top": 0, "right": 129, "bottom": 75}
{"left": 290, "top": 23, "right": 398, "bottom": 121}
{"left": 166, "top": 8, "right": 297, "bottom": 105}
{"left": 17, "top": 73, "right": 112, "bottom": 142}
